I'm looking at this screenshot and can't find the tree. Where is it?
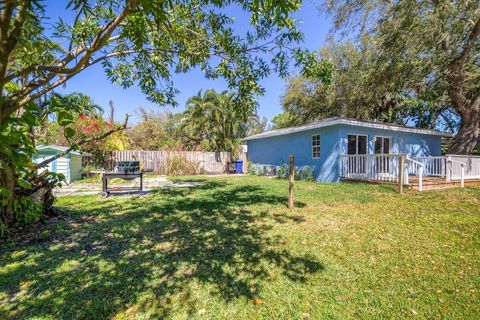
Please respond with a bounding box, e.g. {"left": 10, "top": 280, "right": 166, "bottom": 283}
{"left": 248, "top": 115, "right": 269, "bottom": 135}
{"left": 271, "top": 110, "right": 299, "bottom": 129}
{"left": 37, "top": 93, "right": 129, "bottom": 168}
{"left": 0, "top": 89, "right": 128, "bottom": 226}
{"left": 279, "top": 38, "right": 462, "bottom": 133}
{"left": 0, "top": 0, "right": 323, "bottom": 224}
{"left": 127, "top": 107, "right": 181, "bottom": 150}
{"left": 181, "top": 89, "right": 261, "bottom": 154}
{"left": 323, "top": 0, "right": 480, "bottom": 153}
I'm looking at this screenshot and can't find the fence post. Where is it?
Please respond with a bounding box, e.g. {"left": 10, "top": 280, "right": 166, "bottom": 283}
{"left": 288, "top": 154, "right": 295, "bottom": 209}
{"left": 397, "top": 155, "right": 404, "bottom": 194}
{"left": 461, "top": 164, "right": 465, "bottom": 188}
{"left": 446, "top": 156, "right": 451, "bottom": 182}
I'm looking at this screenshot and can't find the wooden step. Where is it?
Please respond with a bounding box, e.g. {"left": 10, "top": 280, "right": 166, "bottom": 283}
{"left": 408, "top": 178, "right": 480, "bottom": 191}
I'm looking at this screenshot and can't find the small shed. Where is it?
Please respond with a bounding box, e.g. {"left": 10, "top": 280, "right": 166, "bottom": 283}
{"left": 33, "top": 145, "right": 90, "bottom": 183}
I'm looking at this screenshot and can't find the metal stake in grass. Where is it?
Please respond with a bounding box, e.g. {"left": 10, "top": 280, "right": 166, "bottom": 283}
{"left": 288, "top": 154, "right": 294, "bottom": 209}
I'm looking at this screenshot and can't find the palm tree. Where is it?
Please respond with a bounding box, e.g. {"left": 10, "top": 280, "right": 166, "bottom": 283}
{"left": 181, "top": 89, "right": 260, "bottom": 154}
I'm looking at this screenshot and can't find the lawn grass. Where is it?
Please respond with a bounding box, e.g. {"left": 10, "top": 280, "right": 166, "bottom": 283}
{"left": 1, "top": 176, "right": 479, "bottom": 319}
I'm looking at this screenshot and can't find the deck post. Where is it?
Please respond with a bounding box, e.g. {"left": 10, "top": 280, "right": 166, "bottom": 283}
{"left": 446, "top": 156, "right": 451, "bottom": 182}
{"left": 397, "top": 155, "right": 404, "bottom": 194}
{"left": 288, "top": 154, "right": 295, "bottom": 209}
{"left": 418, "top": 166, "right": 423, "bottom": 192}
{"left": 404, "top": 161, "right": 409, "bottom": 185}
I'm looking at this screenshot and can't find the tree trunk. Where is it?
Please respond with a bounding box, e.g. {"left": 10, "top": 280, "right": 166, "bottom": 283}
{"left": 449, "top": 113, "right": 480, "bottom": 154}
{"left": 446, "top": 65, "right": 480, "bottom": 154}
{"left": 0, "top": 159, "right": 16, "bottom": 224}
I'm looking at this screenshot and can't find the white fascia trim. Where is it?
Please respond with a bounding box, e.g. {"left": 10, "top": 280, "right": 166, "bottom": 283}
{"left": 243, "top": 118, "right": 453, "bottom": 141}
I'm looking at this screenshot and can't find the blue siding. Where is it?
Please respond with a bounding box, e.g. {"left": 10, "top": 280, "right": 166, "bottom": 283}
{"left": 247, "top": 126, "right": 341, "bottom": 182}
{"left": 247, "top": 124, "right": 442, "bottom": 182}
{"left": 336, "top": 124, "right": 442, "bottom": 157}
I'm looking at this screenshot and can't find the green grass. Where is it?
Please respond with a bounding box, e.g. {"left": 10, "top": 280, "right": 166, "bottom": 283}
{"left": 1, "top": 176, "right": 479, "bottom": 319}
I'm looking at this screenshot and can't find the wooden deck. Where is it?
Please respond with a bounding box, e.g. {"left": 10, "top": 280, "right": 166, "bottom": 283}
{"left": 339, "top": 154, "right": 480, "bottom": 192}
{"left": 408, "top": 177, "right": 480, "bottom": 191}
{"left": 342, "top": 177, "right": 480, "bottom": 191}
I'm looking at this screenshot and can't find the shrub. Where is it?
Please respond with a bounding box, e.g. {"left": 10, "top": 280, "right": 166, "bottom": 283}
{"left": 164, "top": 156, "right": 201, "bottom": 176}
{"left": 247, "top": 163, "right": 263, "bottom": 175}
{"left": 247, "top": 163, "right": 314, "bottom": 181}
{"left": 13, "top": 197, "right": 43, "bottom": 227}
{"left": 82, "top": 164, "right": 100, "bottom": 175}
{"left": 277, "top": 165, "right": 314, "bottom": 181}
{"left": 276, "top": 163, "right": 290, "bottom": 179}
{"left": 0, "top": 222, "right": 7, "bottom": 237}
{"left": 298, "top": 166, "right": 314, "bottom": 181}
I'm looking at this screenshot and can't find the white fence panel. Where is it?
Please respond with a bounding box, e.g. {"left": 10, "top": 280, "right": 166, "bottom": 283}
{"left": 448, "top": 155, "right": 480, "bottom": 180}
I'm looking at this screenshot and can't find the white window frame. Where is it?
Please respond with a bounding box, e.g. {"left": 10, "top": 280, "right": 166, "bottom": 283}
{"left": 373, "top": 136, "right": 392, "bottom": 154}
{"left": 311, "top": 134, "right": 321, "bottom": 159}
{"left": 347, "top": 134, "right": 368, "bottom": 155}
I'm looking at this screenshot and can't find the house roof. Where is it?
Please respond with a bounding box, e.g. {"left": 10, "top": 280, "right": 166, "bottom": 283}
{"left": 36, "top": 145, "right": 91, "bottom": 156}
{"left": 242, "top": 117, "right": 454, "bottom": 141}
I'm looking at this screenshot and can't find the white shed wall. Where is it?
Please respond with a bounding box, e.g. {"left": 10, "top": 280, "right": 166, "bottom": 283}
{"left": 70, "top": 155, "right": 83, "bottom": 182}
{"left": 56, "top": 157, "right": 71, "bottom": 182}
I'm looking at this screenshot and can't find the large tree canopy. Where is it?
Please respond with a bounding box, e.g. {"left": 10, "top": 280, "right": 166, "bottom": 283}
{"left": 279, "top": 39, "right": 460, "bottom": 131}
{"left": 127, "top": 108, "right": 181, "bottom": 151}
{"left": 0, "top": 0, "right": 312, "bottom": 121}
{"left": 0, "top": 0, "right": 324, "bottom": 225}
{"left": 322, "top": 0, "right": 480, "bottom": 153}
{"left": 277, "top": 1, "right": 479, "bottom": 151}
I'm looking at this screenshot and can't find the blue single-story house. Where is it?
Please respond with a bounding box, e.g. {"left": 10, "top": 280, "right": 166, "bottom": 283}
{"left": 243, "top": 117, "right": 453, "bottom": 182}
{"left": 33, "top": 145, "right": 90, "bottom": 183}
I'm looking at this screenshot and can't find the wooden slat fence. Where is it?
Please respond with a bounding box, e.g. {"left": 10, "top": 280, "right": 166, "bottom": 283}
{"left": 110, "top": 150, "right": 247, "bottom": 174}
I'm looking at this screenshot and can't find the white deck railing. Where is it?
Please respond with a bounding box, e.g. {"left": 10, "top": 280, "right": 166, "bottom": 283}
{"left": 446, "top": 155, "right": 480, "bottom": 180}
{"left": 409, "top": 156, "right": 444, "bottom": 177}
{"left": 339, "top": 154, "right": 403, "bottom": 183}
{"left": 405, "top": 156, "right": 424, "bottom": 191}
{"left": 339, "top": 153, "right": 480, "bottom": 191}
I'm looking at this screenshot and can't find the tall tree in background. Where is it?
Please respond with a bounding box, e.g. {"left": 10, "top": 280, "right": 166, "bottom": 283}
{"left": 181, "top": 90, "right": 261, "bottom": 154}
{"left": 128, "top": 103, "right": 267, "bottom": 151}
{"left": 279, "top": 40, "right": 455, "bottom": 130}
{"left": 127, "top": 107, "right": 181, "bottom": 150}
{"left": 0, "top": 0, "right": 325, "bottom": 224}
{"left": 323, "top": 0, "right": 480, "bottom": 153}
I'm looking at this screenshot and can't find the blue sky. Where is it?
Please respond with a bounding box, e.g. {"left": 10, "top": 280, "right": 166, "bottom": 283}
{"left": 47, "top": 1, "right": 330, "bottom": 123}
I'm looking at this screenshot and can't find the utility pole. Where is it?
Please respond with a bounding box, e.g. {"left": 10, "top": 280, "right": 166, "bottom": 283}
{"left": 109, "top": 100, "right": 115, "bottom": 124}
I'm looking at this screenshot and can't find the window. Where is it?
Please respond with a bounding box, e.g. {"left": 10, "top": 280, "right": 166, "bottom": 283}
{"left": 347, "top": 135, "right": 367, "bottom": 155}
{"left": 374, "top": 136, "right": 391, "bottom": 154}
{"left": 312, "top": 134, "right": 320, "bottom": 159}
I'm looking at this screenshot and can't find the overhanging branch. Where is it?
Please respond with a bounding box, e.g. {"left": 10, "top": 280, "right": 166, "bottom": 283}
{"left": 34, "top": 114, "right": 130, "bottom": 170}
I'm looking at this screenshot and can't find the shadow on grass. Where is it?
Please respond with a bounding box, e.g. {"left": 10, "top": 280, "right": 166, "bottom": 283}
{"left": 0, "top": 179, "right": 321, "bottom": 319}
